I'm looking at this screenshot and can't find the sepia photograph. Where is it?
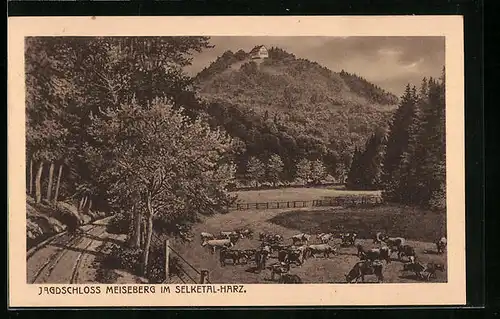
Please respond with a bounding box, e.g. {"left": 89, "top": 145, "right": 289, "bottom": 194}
{"left": 8, "top": 16, "right": 465, "bottom": 307}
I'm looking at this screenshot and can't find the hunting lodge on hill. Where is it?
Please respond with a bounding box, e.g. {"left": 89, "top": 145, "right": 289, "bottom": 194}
{"left": 249, "top": 45, "right": 269, "bottom": 60}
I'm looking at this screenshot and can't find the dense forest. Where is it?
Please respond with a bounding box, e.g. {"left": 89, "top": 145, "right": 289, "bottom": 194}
{"left": 346, "top": 74, "right": 446, "bottom": 210}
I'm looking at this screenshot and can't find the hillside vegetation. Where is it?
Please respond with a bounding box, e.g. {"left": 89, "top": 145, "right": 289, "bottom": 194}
{"left": 195, "top": 47, "right": 398, "bottom": 183}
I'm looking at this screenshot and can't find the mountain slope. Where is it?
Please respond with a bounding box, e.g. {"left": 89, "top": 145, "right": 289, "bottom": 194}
{"left": 194, "top": 47, "right": 399, "bottom": 181}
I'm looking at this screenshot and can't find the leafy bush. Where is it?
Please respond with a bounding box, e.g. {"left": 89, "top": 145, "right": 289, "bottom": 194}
{"left": 106, "top": 212, "right": 131, "bottom": 234}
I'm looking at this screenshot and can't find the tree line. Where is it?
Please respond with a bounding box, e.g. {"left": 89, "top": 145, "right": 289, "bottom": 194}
{"left": 346, "top": 71, "right": 446, "bottom": 210}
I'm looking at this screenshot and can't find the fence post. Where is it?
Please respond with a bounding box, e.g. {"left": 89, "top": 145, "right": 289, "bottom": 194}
{"left": 266, "top": 202, "right": 269, "bottom": 209}
{"left": 293, "top": 201, "right": 296, "bottom": 208}
{"left": 165, "top": 239, "right": 170, "bottom": 283}
{"left": 200, "top": 269, "right": 210, "bottom": 284}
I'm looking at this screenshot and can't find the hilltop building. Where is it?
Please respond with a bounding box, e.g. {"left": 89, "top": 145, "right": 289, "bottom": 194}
{"left": 249, "top": 45, "right": 269, "bottom": 60}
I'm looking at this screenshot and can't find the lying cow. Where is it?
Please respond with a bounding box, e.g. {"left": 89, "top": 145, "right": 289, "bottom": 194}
{"left": 202, "top": 238, "right": 236, "bottom": 254}
{"left": 397, "top": 244, "right": 416, "bottom": 261}
{"left": 219, "top": 248, "right": 243, "bottom": 266}
{"left": 291, "top": 233, "right": 311, "bottom": 245}
{"left": 346, "top": 260, "right": 384, "bottom": 283}
{"left": 307, "top": 244, "right": 337, "bottom": 258}
{"left": 436, "top": 237, "right": 447, "bottom": 254}
{"left": 359, "top": 246, "right": 391, "bottom": 264}
{"left": 278, "top": 274, "right": 302, "bottom": 284}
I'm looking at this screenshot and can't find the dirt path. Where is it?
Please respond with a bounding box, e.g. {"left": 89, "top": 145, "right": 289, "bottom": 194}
{"left": 27, "top": 218, "right": 115, "bottom": 284}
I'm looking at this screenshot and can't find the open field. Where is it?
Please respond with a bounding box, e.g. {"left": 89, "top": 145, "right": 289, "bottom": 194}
{"left": 169, "top": 205, "right": 447, "bottom": 284}
{"left": 231, "top": 187, "right": 381, "bottom": 203}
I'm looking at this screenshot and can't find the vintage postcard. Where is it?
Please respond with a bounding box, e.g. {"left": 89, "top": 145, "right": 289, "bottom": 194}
{"left": 8, "top": 16, "right": 465, "bottom": 307}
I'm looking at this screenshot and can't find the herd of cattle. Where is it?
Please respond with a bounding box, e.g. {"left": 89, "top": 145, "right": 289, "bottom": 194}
{"left": 199, "top": 229, "right": 447, "bottom": 284}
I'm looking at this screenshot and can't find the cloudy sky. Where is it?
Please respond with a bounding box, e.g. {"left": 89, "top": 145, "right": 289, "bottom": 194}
{"left": 185, "top": 36, "right": 445, "bottom": 97}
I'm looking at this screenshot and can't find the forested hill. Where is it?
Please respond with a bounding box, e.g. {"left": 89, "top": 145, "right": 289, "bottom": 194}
{"left": 194, "top": 47, "right": 399, "bottom": 182}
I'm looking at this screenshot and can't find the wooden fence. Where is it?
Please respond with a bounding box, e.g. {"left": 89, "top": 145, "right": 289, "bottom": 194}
{"left": 229, "top": 196, "right": 383, "bottom": 211}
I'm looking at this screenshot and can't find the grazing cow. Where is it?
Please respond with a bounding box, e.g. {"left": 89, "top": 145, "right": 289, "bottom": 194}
{"left": 422, "top": 263, "right": 445, "bottom": 281}
{"left": 307, "top": 244, "right": 337, "bottom": 258}
{"left": 291, "top": 233, "right": 312, "bottom": 245}
{"left": 269, "top": 262, "right": 291, "bottom": 281}
{"left": 340, "top": 232, "right": 357, "bottom": 247}
{"left": 345, "top": 260, "right": 384, "bottom": 283}
{"left": 318, "top": 233, "right": 335, "bottom": 244}
{"left": 397, "top": 244, "right": 416, "bottom": 261}
{"left": 219, "top": 248, "right": 243, "bottom": 266}
{"left": 383, "top": 237, "right": 406, "bottom": 253}
{"left": 359, "top": 246, "right": 391, "bottom": 263}
{"left": 436, "top": 237, "right": 447, "bottom": 254}
{"left": 202, "top": 238, "right": 235, "bottom": 254}
{"left": 402, "top": 261, "right": 426, "bottom": 279}
{"left": 278, "top": 274, "right": 302, "bottom": 284}
{"left": 200, "top": 232, "right": 215, "bottom": 242}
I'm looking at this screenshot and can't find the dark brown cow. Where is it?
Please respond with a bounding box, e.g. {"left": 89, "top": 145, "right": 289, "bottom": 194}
{"left": 359, "top": 246, "right": 391, "bottom": 264}
{"left": 397, "top": 244, "right": 416, "bottom": 261}
{"left": 219, "top": 249, "right": 243, "bottom": 266}
{"left": 345, "top": 260, "right": 384, "bottom": 283}
{"left": 278, "top": 274, "right": 302, "bottom": 284}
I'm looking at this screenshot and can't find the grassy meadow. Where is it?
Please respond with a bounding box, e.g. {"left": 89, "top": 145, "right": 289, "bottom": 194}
{"left": 169, "top": 200, "right": 447, "bottom": 284}
{"left": 231, "top": 186, "right": 381, "bottom": 203}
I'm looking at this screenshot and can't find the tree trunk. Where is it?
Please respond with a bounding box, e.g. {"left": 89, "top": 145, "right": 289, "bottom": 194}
{"left": 130, "top": 206, "right": 141, "bottom": 248}
{"left": 53, "top": 164, "right": 63, "bottom": 204}
{"left": 87, "top": 198, "right": 92, "bottom": 213}
{"left": 140, "top": 219, "right": 146, "bottom": 249}
{"left": 81, "top": 196, "right": 88, "bottom": 212}
{"left": 142, "top": 194, "right": 154, "bottom": 277}
{"left": 46, "top": 162, "right": 55, "bottom": 202}
{"left": 79, "top": 196, "right": 85, "bottom": 211}
{"left": 35, "top": 161, "right": 44, "bottom": 203}
{"left": 29, "top": 157, "right": 33, "bottom": 195}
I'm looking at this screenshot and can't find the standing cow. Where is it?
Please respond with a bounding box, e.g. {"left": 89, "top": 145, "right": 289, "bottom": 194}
{"left": 436, "top": 237, "right": 447, "bottom": 254}
{"left": 346, "top": 260, "right": 384, "bottom": 283}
